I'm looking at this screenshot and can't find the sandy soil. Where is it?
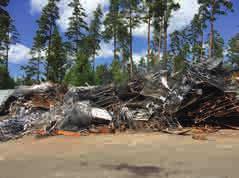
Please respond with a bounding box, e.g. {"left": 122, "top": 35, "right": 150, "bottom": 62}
{"left": 0, "top": 131, "right": 239, "bottom": 178}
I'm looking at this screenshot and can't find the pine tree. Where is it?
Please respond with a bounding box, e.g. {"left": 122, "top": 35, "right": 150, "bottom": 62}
{"left": 21, "top": 59, "right": 39, "bottom": 85}
{"left": 0, "top": 0, "right": 15, "bottom": 90}
{"left": 120, "top": 0, "right": 141, "bottom": 77}
{"left": 110, "top": 59, "right": 128, "bottom": 84}
{"left": 172, "top": 55, "right": 186, "bottom": 77}
{"left": 64, "top": 53, "right": 93, "bottom": 86}
{"left": 206, "top": 30, "right": 224, "bottom": 59}
{"left": 48, "top": 27, "right": 66, "bottom": 83}
{"left": 88, "top": 5, "right": 103, "bottom": 70}
{"left": 227, "top": 33, "right": 239, "bottom": 67}
{"left": 198, "top": 0, "right": 233, "bottom": 58}
{"left": 117, "top": 18, "right": 130, "bottom": 72}
{"left": 103, "top": 0, "right": 121, "bottom": 61}
{"left": 36, "top": 0, "right": 60, "bottom": 79}
{"left": 65, "top": 0, "right": 88, "bottom": 56}
{"left": 21, "top": 32, "right": 44, "bottom": 84}
{"left": 0, "top": 7, "right": 10, "bottom": 65}
{"left": 170, "top": 9, "right": 207, "bottom": 63}
{"left": 189, "top": 11, "right": 207, "bottom": 61}
{"left": 0, "top": 0, "right": 18, "bottom": 72}
{"left": 0, "top": 0, "right": 9, "bottom": 7}
{"left": 95, "top": 64, "right": 111, "bottom": 85}
{"left": 170, "top": 29, "right": 190, "bottom": 59}
{"left": 0, "top": 0, "right": 10, "bottom": 45}
{"left": 23, "top": 26, "right": 66, "bottom": 84}
{"left": 138, "top": 57, "right": 147, "bottom": 70}
{"left": 3, "top": 20, "right": 18, "bottom": 72}
{"left": 142, "top": 0, "right": 154, "bottom": 66}
{"left": 152, "top": 0, "right": 164, "bottom": 64}
{"left": 162, "top": 0, "right": 180, "bottom": 65}
{"left": 214, "top": 31, "right": 224, "bottom": 59}
{"left": 152, "top": 16, "right": 163, "bottom": 64}
{"left": 0, "top": 65, "right": 15, "bottom": 89}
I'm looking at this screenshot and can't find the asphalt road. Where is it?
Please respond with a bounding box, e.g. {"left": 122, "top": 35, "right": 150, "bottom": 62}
{"left": 0, "top": 131, "right": 239, "bottom": 178}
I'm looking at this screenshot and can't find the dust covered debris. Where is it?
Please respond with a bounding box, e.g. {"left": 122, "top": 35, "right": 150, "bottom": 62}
{"left": 1, "top": 58, "right": 239, "bottom": 141}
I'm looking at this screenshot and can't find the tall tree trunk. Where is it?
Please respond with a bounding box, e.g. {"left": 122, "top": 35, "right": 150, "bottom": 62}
{"left": 76, "top": 32, "right": 80, "bottom": 55}
{"left": 147, "top": 15, "right": 151, "bottom": 67}
{"left": 158, "top": 20, "right": 162, "bottom": 63}
{"left": 209, "top": 20, "right": 214, "bottom": 59}
{"left": 93, "top": 51, "right": 96, "bottom": 84}
{"left": 5, "top": 42, "right": 9, "bottom": 73}
{"left": 37, "top": 51, "right": 40, "bottom": 83}
{"left": 93, "top": 54, "right": 96, "bottom": 72}
{"left": 209, "top": 0, "right": 215, "bottom": 59}
{"left": 162, "top": 0, "right": 168, "bottom": 67}
{"left": 47, "top": 25, "right": 53, "bottom": 80}
{"left": 200, "top": 30, "right": 204, "bottom": 60}
{"left": 113, "top": 30, "right": 117, "bottom": 61}
{"left": 129, "top": 7, "right": 133, "bottom": 78}
{"left": 5, "top": 31, "right": 10, "bottom": 73}
{"left": 163, "top": 15, "right": 168, "bottom": 66}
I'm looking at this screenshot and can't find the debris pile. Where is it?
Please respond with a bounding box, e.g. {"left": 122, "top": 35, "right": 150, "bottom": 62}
{"left": 1, "top": 58, "right": 239, "bottom": 141}
{"left": 0, "top": 83, "right": 67, "bottom": 141}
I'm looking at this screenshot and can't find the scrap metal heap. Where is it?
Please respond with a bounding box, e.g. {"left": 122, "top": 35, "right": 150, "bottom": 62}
{"left": 1, "top": 58, "right": 239, "bottom": 141}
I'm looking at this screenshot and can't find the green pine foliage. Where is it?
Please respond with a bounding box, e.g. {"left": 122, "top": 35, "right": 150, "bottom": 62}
{"left": 0, "top": 65, "right": 15, "bottom": 89}
{"left": 65, "top": 0, "right": 88, "bottom": 56}
{"left": 0, "top": 0, "right": 17, "bottom": 88}
{"left": 172, "top": 55, "right": 186, "bottom": 77}
{"left": 227, "top": 33, "right": 239, "bottom": 68}
{"left": 170, "top": 30, "right": 190, "bottom": 59}
{"left": 110, "top": 59, "right": 128, "bottom": 85}
{"left": 0, "top": 0, "right": 9, "bottom": 6}
{"left": 120, "top": 0, "right": 141, "bottom": 76}
{"left": 6, "top": 0, "right": 237, "bottom": 88}
{"left": 198, "top": 0, "right": 233, "bottom": 58}
{"left": 0, "top": 0, "right": 10, "bottom": 45}
{"left": 21, "top": 32, "right": 44, "bottom": 84}
{"left": 103, "top": 0, "right": 122, "bottom": 60}
{"left": 64, "top": 53, "right": 93, "bottom": 86}
{"left": 0, "top": 0, "right": 18, "bottom": 72}
{"left": 189, "top": 11, "right": 207, "bottom": 61}
{"left": 138, "top": 57, "right": 147, "bottom": 69}
{"left": 48, "top": 27, "right": 66, "bottom": 83}
{"left": 205, "top": 30, "right": 224, "bottom": 58}
{"left": 213, "top": 31, "right": 225, "bottom": 59}
{"left": 88, "top": 5, "right": 103, "bottom": 68}
{"left": 95, "top": 64, "right": 111, "bottom": 85}
{"left": 36, "top": 0, "right": 60, "bottom": 79}
{"left": 151, "top": 0, "right": 180, "bottom": 66}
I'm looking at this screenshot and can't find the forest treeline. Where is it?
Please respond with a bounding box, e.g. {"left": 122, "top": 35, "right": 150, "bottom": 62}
{"left": 0, "top": 0, "right": 239, "bottom": 89}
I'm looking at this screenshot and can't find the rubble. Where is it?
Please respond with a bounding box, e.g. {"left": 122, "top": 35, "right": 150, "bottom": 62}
{"left": 55, "top": 101, "right": 112, "bottom": 131}
{"left": 1, "top": 58, "right": 239, "bottom": 141}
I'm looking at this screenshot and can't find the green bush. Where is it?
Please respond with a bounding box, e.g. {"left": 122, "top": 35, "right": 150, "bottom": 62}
{"left": 0, "top": 66, "right": 15, "bottom": 89}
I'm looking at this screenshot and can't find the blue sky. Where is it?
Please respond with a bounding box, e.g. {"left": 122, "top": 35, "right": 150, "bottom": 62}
{"left": 6, "top": 0, "right": 239, "bottom": 78}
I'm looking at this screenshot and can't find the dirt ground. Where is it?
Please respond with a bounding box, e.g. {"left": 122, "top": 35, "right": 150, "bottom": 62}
{"left": 0, "top": 130, "right": 239, "bottom": 178}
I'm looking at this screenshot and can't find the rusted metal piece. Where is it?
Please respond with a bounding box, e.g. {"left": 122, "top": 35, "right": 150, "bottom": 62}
{"left": 54, "top": 130, "right": 81, "bottom": 137}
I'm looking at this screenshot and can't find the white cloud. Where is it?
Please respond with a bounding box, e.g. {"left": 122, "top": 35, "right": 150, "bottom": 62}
{"left": 168, "top": 0, "right": 200, "bottom": 33}
{"left": 133, "top": 51, "right": 147, "bottom": 64}
{"left": 96, "top": 42, "right": 146, "bottom": 64}
{"left": 30, "top": 0, "right": 109, "bottom": 31}
{"left": 30, "top": 0, "right": 47, "bottom": 14}
{"left": 96, "top": 42, "right": 113, "bottom": 59}
{"left": 133, "top": 23, "right": 148, "bottom": 37}
{"left": 59, "top": 0, "right": 109, "bottom": 31}
{"left": 9, "top": 43, "right": 31, "bottom": 63}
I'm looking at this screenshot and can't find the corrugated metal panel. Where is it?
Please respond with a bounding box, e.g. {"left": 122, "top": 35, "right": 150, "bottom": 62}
{"left": 0, "top": 90, "right": 15, "bottom": 107}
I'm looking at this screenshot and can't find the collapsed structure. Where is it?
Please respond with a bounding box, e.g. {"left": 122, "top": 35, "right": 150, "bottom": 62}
{"left": 1, "top": 58, "right": 239, "bottom": 141}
